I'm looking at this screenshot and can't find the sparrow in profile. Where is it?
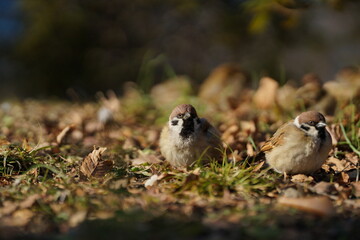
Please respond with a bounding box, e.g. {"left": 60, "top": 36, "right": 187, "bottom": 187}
{"left": 160, "top": 104, "right": 223, "bottom": 168}
{"left": 260, "top": 111, "right": 332, "bottom": 175}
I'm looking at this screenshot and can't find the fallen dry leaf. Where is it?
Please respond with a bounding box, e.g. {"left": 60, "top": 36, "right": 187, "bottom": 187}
{"left": 328, "top": 124, "right": 341, "bottom": 146}
{"left": 2, "top": 209, "right": 34, "bottom": 227}
{"left": 69, "top": 210, "right": 87, "bottom": 227}
{"left": 246, "top": 142, "right": 255, "bottom": 157}
{"left": 80, "top": 147, "right": 112, "bottom": 178}
{"left": 123, "top": 137, "right": 141, "bottom": 149}
{"left": 252, "top": 161, "right": 265, "bottom": 172}
{"left": 278, "top": 196, "right": 335, "bottom": 216}
{"left": 296, "top": 79, "right": 323, "bottom": 108}
{"left": 183, "top": 173, "right": 200, "bottom": 186}
{"left": 19, "top": 194, "right": 41, "bottom": 209}
{"left": 337, "top": 185, "right": 352, "bottom": 200}
{"left": 92, "top": 160, "right": 114, "bottom": 178}
{"left": 131, "top": 152, "right": 162, "bottom": 165}
{"left": 71, "top": 129, "right": 83, "bottom": 141}
{"left": 198, "top": 63, "right": 248, "bottom": 111}
{"left": 324, "top": 80, "right": 359, "bottom": 103}
{"left": 230, "top": 150, "right": 242, "bottom": 163}
{"left": 281, "top": 188, "right": 304, "bottom": 198}
{"left": 240, "top": 121, "right": 256, "bottom": 135}
{"left": 276, "top": 83, "right": 297, "bottom": 111}
{"left": 192, "top": 167, "right": 201, "bottom": 175}
{"left": 345, "top": 152, "right": 359, "bottom": 166}
{"left": 151, "top": 76, "right": 193, "bottom": 110}
{"left": 351, "top": 182, "right": 360, "bottom": 198}
{"left": 312, "top": 182, "right": 336, "bottom": 195}
{"left": 253, "top": 77, "right": 279, "bottom": 109}
{"left": 97, "top": 90, "right": 120, "bottom": 113}
{"left": 340, "top": 172, "right": 350, "bottom": 183}
{"left": 0, "top": 139, "right": 10, "bottom": 145}
{"left": 84, "top": 121, "right": 101, "bottom": 134}
{"left": 146, "top": 129, "right": 159, "bottom": 143}
{"left": 0, "top": 201, "right": 18, "bottom": 217}
{"left": 327, "top": 157, "right": 347, "bottom": 172}
{"left": 93, "top": 210, "right": 115, "bottom": 220}
{"left": 222, "top": 124, "right": 239, "bottom": 142}
{"left": 56, "top": 124, "right": 75, "bottom": 145}
{"left": 322, "top": 163, "right": 330, "bottom": 172}
{"left": 291, "top": 174, "right": 314, "bottom": 183}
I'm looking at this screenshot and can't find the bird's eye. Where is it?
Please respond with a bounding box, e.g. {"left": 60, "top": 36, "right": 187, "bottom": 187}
{"left": 177, "top": 114, "right": 183, "bottom": 118}
{"left": 308, "top": 121, "right": 316, "bottom": 126}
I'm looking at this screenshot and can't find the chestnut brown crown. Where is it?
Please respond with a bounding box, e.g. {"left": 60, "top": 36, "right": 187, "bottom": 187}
{"left": 297, "top": 111, "right": 326, "bottom": 125}
{"left": 169, "top": 104, "right": 198, "bottom": 120}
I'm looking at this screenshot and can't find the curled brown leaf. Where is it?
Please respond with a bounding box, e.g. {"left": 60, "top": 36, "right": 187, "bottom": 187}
{"left": 80, "top": 147, "right": 112, "bottom": 178}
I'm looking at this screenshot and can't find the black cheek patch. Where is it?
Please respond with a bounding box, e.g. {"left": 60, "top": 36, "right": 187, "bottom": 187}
{"left": 300, "top": 124, "right": 310, "bottom": 131}
{"left": 171, "top": 120, "right": 179, "bottom": 126}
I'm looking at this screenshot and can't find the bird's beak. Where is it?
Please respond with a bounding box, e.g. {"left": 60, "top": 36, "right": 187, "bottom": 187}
{"left": 316, "top": 122, "right": 326, "bottom": 128}
{"left": 183, "top": 112, "right": 191, "bottom": 120}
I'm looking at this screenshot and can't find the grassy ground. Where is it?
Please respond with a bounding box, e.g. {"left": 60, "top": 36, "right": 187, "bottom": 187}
{"left": 0, "top": 88, "right": 359, "bottom": 240}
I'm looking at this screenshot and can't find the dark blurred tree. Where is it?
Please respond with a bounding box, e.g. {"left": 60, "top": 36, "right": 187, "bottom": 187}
{"left": 16, "top": 1, "right": 88, "bottom": 97}
{"left": 12, "top": 0, "right": 280, "bottom": 97}
{"left": 10, "top": 0, "right": 360, "bottom": 98}
{"left": 17, "top": 0, "right": 223, "bottom": 97}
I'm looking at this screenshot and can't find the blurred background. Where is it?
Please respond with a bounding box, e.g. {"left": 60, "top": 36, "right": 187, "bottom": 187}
{"left": 0, "top": 0, "right": 359, "bottom": 99}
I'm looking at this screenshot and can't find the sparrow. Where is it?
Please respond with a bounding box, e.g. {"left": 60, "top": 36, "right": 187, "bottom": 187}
{"left": 260, "top": 111, "right": 332, "bottom": 175}
{"left": 159, "top": 104, "right": 223, "bottom": 167}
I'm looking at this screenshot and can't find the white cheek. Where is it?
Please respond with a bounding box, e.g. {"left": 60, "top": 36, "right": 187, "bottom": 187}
{"left": 294, "top": 116, "right": 300, "bottom": 128}
{"left": 169, "top": 118, "right": 184, "bottom": 135}
{"left": 307, "top": 126, "right": 319, "bottom": 137}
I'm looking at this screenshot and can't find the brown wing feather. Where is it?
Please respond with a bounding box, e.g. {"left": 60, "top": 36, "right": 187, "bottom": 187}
{"left": 200, "top": 118, "right": 219, "bottom": 136}
{"left": 199, "top": 118, "right": 222, "bottom": 146}
{"left": 199, "top": 118, "right": 210, "bottom": 132}
{"left": 260, "top": 121, "right": 292, "bottom": 152}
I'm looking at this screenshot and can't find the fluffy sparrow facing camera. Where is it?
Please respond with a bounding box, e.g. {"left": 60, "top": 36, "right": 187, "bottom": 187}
{"left": 261, "top": 111, "right": 332, "bottom": 175}
{"left": 160, "top": 104, "right": 223, "bottom": 167}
